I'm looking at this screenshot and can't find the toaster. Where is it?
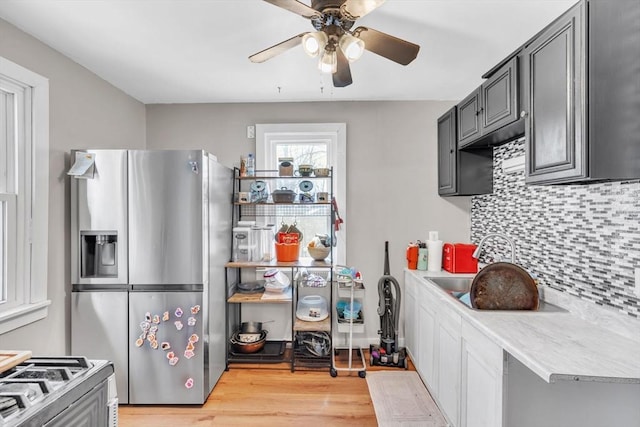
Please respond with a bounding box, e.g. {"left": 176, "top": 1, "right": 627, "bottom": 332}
{"left": 442, "top": 243, "right": 478, "bottom": 274}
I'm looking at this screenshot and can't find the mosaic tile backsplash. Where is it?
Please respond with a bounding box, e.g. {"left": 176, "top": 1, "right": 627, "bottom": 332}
{"left": 471, "top": 139, "right": 640, "bottom": 318}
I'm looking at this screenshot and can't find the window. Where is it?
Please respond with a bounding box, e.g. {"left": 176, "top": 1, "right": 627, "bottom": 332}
{"left": 256, "top": 123, "right": 346, "bottom": 265}
{"left": 0, "top": 56, "right": 50, "bottom": 334}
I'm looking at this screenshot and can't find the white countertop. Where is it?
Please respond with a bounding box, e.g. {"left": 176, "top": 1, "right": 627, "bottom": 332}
{"left": 407, "top": 269, "right": 640, "bottom": 384}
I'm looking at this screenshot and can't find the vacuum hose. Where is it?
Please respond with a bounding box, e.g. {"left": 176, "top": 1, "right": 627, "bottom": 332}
{"left": 377, "top": 274, "right": 401, "bottom": 355}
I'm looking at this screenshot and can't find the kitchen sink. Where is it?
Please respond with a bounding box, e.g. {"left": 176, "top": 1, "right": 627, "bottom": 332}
{"left": 425, "top": 276, "right": 567, "bottom": 313}
{"left": 427, "top": 276, "right": 473, "bottom": 293}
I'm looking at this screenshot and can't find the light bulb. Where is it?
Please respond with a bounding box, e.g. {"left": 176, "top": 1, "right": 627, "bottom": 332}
{"left": 318, "top": 48, "right": 337, "bottom": 74}
{"left": 302, "top": 31, "right": 328, "bottom": 58}
{"left": 339, "top": 33, "right": 365, "bottom": 61}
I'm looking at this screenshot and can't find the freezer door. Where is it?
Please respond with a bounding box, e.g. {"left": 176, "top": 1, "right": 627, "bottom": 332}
{"left": 128, "top": 291, "right": 206, "bottom": 404}
{"left": 71, "top": 291, "right": 129, "bottom": 403}
{"left": 71, "top": 150, "right": 128, "bottom": 285}
{"left": 128, "top": 150, "right": 204, "bottom": 285}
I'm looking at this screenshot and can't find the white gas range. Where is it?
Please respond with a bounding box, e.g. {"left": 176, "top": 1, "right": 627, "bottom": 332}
{"left": 0, "top": 356, "right": 116, "bottom": 427}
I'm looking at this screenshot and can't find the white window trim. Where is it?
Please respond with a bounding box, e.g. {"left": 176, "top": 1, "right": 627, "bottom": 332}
{"left": 256, "top": 123, "right": 346, "bottom": 266}
{"left": 0, "top": 56, "right": 50, "bottom": 334}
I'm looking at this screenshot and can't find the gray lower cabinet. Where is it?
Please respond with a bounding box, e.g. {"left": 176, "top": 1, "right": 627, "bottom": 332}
{"left": 438, "top": 107, "right": 493, "bottom": 196}
{"left": 523, "top": 0, "right": 640, "bottom": 184}
{"left": 458, "top": 57, "right": 520, "bottom": 149}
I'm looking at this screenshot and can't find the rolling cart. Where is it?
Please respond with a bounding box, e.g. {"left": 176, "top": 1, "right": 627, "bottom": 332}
{"left": 331, "top": 268, "right": 366, "bottom": 378}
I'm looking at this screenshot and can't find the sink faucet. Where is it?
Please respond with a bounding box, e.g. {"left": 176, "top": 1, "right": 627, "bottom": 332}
{"left": 472, "top": 233, "right": 516, "bottom": 264}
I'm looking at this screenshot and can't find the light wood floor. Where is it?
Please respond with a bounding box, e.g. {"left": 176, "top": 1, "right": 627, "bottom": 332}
{"left": 119, "top": 350, "right": 415, "bottom": 426}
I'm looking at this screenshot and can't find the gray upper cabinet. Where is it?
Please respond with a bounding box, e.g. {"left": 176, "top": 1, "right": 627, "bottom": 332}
{"left": 457, "top": 89, "right": 482, "bottom": 148}
{"left": 523, "top": 2, "right": 585, "bottom": 184}
{"left": 438, "top": 107, "right": 493, "bottom": 197}
{"left": 482, "top": 57, "right": 519, "bottom": 134}
{"left": 438, "top": 108, "right": 457, "bottom": 195}
{"left": 523, "top": 0, "right": 640, "bottom": 184}
{"left": 458, "top": 57, "right": 520, "bottom": 149}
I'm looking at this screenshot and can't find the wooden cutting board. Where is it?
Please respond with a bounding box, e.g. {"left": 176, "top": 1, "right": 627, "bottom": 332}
{"left": 0, "top": 350, "right": 32, "bottom": 373}
{"left": 470, "top": 262, "right": 539, "bottom": 310}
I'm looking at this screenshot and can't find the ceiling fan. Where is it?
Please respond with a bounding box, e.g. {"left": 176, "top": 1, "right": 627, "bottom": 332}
{"left": 249, "top": 0, "right": 420, "bottom": 87}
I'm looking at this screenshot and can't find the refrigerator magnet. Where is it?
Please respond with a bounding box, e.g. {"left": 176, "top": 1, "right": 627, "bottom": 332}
{"left": 174, "top": 320, "right": 184, "bottom": 331}
{"left": 152, "top": 314, "right": 160, "bottom": 324}
{"left": 135, "top": 338, "right": 144, "bottom": 347}
{"left": 150, "top": 340, "right": 159, "bottom": 350}
{"left": 161, "top": 342, "right": 171, "bottom": 351}
{"left": 169, "top": 357, "right": 179, "bottom": 366}
{"left": 184, "top": 350, "right": 195, "bottom": 359}
{"left": 190, "top": 305, "right": 201, "bottom": 315}
{"left": 185, "top": 378, "right": 194, "bottom": 389}
{"left": 175, "top": 307, "right": 184, "bottom": 318}
{"left": 166, "top": 351, "right": 175, "bottom": 360}
{"left": 186, "top": 342, "right": 195, "bottom": 352}
{"left": 147, "top": 333, "right": 156, "bottom": 342}
{"left": 149, "top": 325, "right": 158, "bottom": 334}
{"left": 140, "top": 321, "right": 150, "bottom": 331}
{"left": 189, "top": 334, "right": 199, "bottom": 343}
{"left": 145, "top": 312, "right": 152, "bottom": 322}
{"left": 162, "top": 311, "right": 170, "bottom": 321}
{"left": 187, "top": 316, "right": 196, "bottom": 326}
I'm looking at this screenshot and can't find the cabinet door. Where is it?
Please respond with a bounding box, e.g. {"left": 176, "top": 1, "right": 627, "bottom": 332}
{"left": 461, "top": 322, "right": 505, "bottom": 427}
{"left": 457, "top": 88, "right": 482, "bottom": 148}
{"left": 482, "top": 57, "right": 519, "bottom": 134}
{"left": 418, "top": 292, "right": 437, "bottom": 392}
{"left": 523, "top": 2, "right": 586, "bottom": 184}
{"left": 437, "top": 108, "right": 457, "bottom": 195}
{"left": 403, "top": 273, "right": 417, "bottom": 363}
{"left": 436, "top": 308, "right": 462, "bottom": 426}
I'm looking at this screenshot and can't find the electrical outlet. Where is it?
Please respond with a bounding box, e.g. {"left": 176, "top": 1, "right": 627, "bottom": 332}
{"left": 247, "top": 125, "right": 255, "bottom": 139}
{"left": 635, "top": 268, "right": 640, "bottom": 298}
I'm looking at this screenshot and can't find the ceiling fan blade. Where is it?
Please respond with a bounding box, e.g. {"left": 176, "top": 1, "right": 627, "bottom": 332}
{"left": 263, "top": 0, "right": 322, "bottom": 19}
{"left": 249, "top": 33, "right": 308, "bottom": 63}
{"left": 333, "top": 48, "right": 353, "bottom": 87}
{"left": 353, "top": 26, "right": 420, "bottom": 65}
{"left": 342, "top": 0, "right": 385, "bottom": 19}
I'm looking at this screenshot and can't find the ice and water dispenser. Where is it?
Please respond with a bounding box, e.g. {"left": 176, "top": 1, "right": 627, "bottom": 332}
{"left": 80, "top": 231, "right": 118, "bottom": 278}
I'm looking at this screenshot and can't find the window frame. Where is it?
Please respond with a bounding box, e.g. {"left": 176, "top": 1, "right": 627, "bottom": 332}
{"left": 0, "top": 55, "right": 50, "bottom": 334}
{"left": 256, "top": 123, "right": 347, "bottom": 266}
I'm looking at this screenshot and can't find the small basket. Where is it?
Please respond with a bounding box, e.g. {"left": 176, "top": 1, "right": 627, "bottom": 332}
{"left": 275, "top": 242, "right": 300, "bottom": 262}
{"left": 308, "top": 245, "right": 330, "bottom": 261}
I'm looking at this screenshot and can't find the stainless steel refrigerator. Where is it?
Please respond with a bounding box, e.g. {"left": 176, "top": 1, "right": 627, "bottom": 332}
{"left": 70, "top": 149, "right": 232, "bottom": 404}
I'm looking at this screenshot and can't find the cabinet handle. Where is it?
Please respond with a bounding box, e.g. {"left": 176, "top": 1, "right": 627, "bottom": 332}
{"left": 520, "top": 110, "right": 528, "bottom": 118}
{"left": 450, "top": 149, "right": 454, "bottom": 154}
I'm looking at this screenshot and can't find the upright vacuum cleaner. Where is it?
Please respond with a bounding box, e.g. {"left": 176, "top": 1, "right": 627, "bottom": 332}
{"left": 370, "top": 241, "right": 408, "bottom": 369}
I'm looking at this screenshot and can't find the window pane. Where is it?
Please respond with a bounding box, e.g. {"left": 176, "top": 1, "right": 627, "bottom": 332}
{"left": 275, "top": 142, "right": 328, "bottom": 169}
{"left": 273, "top": 142, "right": 331, "bottom": 257}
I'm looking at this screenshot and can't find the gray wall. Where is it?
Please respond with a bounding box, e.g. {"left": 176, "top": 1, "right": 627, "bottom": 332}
{"left": 146, "top": 101, "right": 472, "bottom": 340}
{"left": 0, "top": 18, "right": 146, "bottom": 353}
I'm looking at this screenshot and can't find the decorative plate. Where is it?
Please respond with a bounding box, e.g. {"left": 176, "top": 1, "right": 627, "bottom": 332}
{"left": 298, "top": 180, "right": 314, "bottom": 192}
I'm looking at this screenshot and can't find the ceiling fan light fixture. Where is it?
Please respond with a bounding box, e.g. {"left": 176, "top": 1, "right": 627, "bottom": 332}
{"left": 339, "top": 33, "right": 365, "bottom": 61}
{"left": 318, "top": 47, "right": 337, "bottom": 74}
{"left": 302, "top": 31, "right": 328, "bottom": 57}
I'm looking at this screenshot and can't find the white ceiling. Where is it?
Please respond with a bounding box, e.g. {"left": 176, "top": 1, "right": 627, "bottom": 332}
{"left": 0, "top": 0, "right": 576, "bottom": 104}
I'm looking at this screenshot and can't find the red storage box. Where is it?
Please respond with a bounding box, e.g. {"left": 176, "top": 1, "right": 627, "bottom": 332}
{"left": 442, "top": 243, "right": 478, "bottom": 273}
